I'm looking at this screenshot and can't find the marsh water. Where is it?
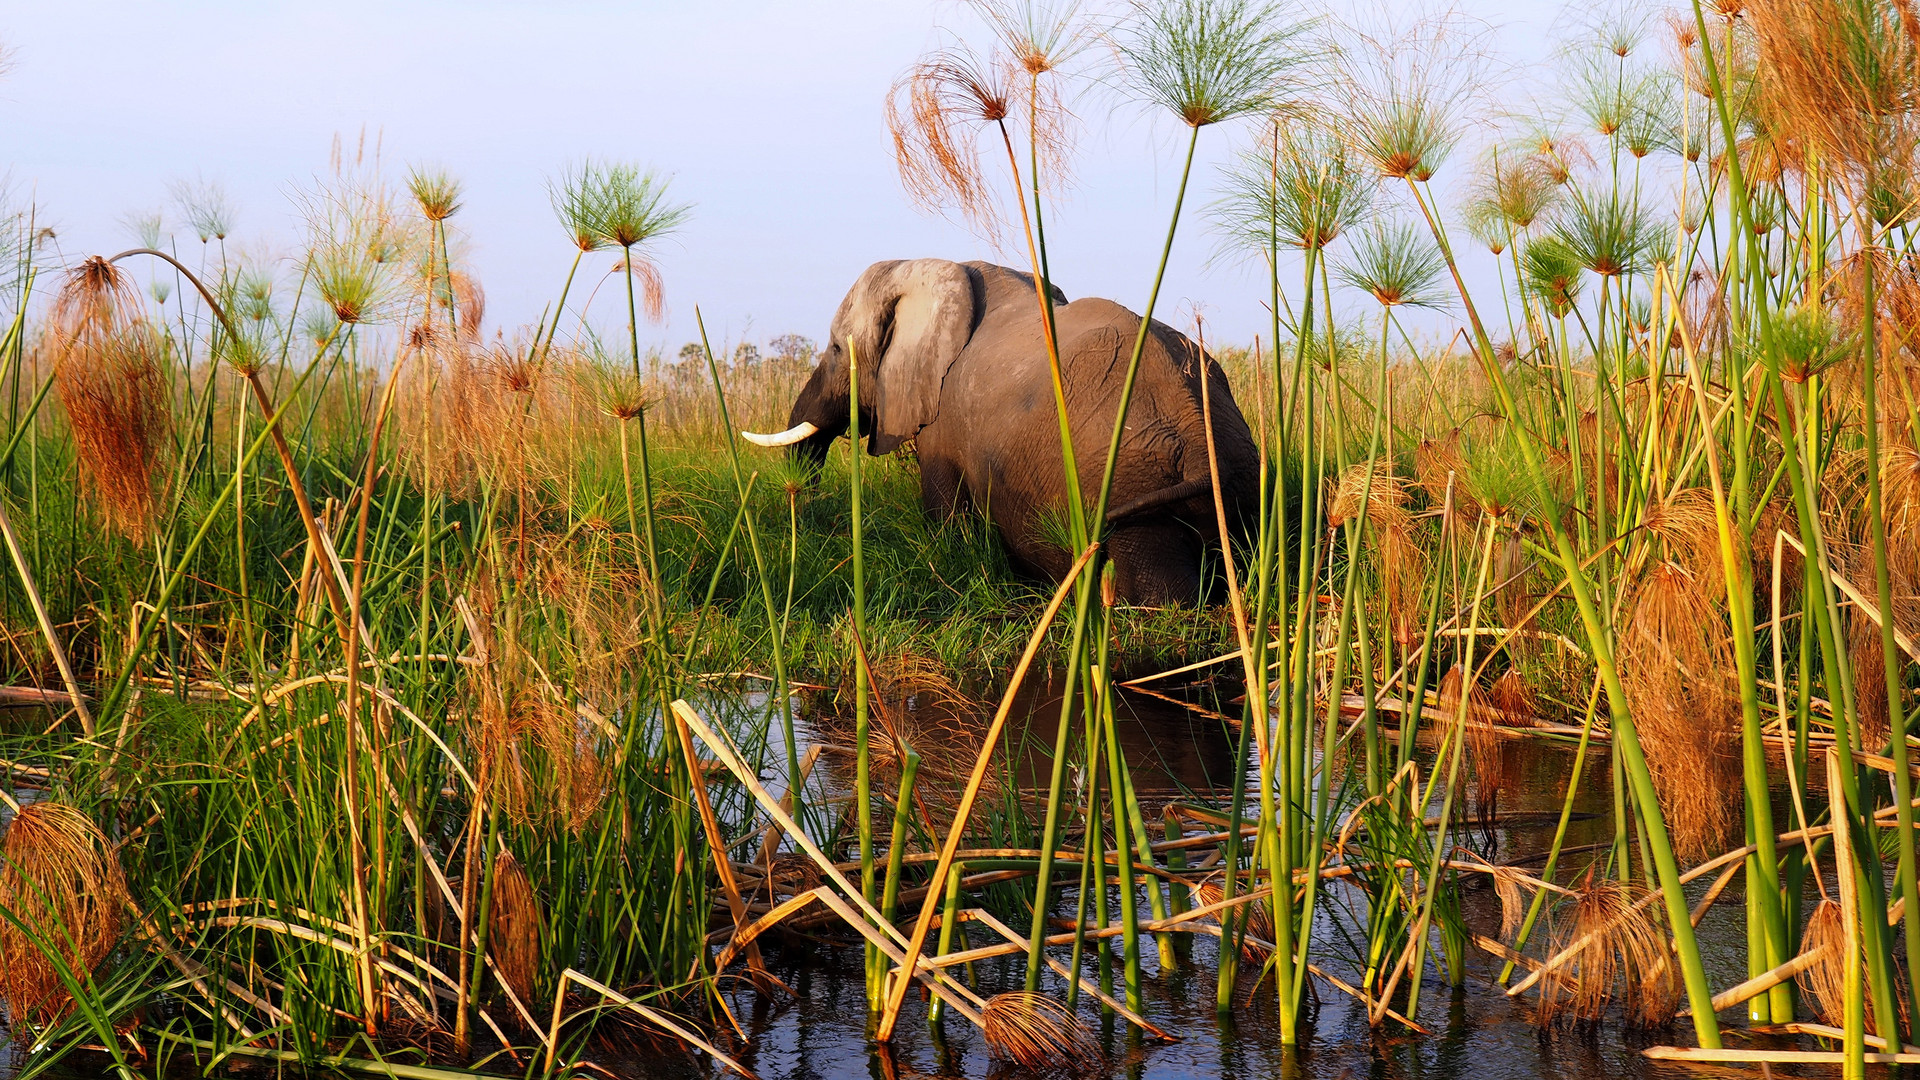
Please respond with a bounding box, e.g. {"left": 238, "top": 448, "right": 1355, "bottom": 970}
{"left": 632, "top": 675, "right": 1861, "bottom": 1080}
{"left": 0, "top": 683, "right": 1865, "bottom": 1080}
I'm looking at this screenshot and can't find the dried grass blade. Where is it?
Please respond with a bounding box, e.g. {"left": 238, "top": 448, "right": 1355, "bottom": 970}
{"left": 875, "top": 542, "right": 1098, "bottom": 1041}
{"left": 557, "top": 969, "right": 757, "bottom": 1079}
{"left": 0, "top": 502, "right": 94, "bottom": 736}
{"left": 669, "top": 701, "right": 899, "bottom": 942}
{"left": 960, "top": 907, "right": 1173, "bottom": 1039}
{"left": 714, "top": 888, "right": 824, "bottom": 972}
{"left": 1779, "top": 531, "right": 1920, "bottom": 662}
{"left": 1641, "top": 1047, "right": 1920, "bottom": 1065}
{"left": 1680, "top": 946, "right": 1829, "bottom": 1017}
{"left": 672, "top": 711, "right": 776, "bottom": 991}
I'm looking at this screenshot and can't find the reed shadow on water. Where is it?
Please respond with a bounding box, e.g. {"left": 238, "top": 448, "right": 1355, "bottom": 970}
{"left": 614, "top": 714, "right": 1848, "bottom": 1080}
{"left": 7, "top": 0, "right": 1920, "bottom": 1072}
{"left": 804, "top": 673, "right": 1245, "bottom": 799}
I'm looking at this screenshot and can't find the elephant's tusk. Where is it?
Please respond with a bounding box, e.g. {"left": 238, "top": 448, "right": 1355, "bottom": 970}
{"left": 741, "top": 422, "right": 819, "bottom": 448}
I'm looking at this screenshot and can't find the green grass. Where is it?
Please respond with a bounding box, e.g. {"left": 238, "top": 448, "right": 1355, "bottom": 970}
{"left": 9, "top": 1, "right": 1920, "bottom": 1074}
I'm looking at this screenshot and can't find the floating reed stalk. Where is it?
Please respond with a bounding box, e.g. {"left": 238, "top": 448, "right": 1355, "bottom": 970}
{"left": 980, "top": 991, "right": 1097, "bottom": 1070}
{"left": 1535, "top": 875, "right": 1677, "bottom": 1029}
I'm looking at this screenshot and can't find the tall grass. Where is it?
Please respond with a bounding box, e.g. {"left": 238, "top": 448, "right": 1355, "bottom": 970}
{"left": 3, "top": 0, "right": 1920, "bottom": 1075}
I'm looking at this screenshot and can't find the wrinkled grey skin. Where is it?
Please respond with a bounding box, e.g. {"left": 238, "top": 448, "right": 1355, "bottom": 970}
{"left": 779, "top": 258, "right": 1259, "bottom": 606}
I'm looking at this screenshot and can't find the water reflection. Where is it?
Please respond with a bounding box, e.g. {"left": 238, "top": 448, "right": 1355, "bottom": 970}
{"left": 0, "top": 684, "right": 1853, "bottom": 1078}
{"left": 645, "top": 937, "right": 1848, "bottom": 1079}
{"left": 847, "top": 672, "right": 1244, "bottom": 796}
{"left": 640, "top": 678, "right": 1848, "bottom": 1079}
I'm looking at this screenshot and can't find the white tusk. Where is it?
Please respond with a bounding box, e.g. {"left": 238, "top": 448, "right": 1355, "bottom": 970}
{"left": 740, "top": 421, "right": 819, "bottom": 448}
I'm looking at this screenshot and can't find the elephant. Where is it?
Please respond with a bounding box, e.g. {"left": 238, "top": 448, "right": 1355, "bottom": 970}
{"left": 743, "top": 258, "right": 1259, "bottom": 606}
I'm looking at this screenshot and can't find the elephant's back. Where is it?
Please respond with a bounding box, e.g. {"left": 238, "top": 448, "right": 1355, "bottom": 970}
{"left": 941, "top": 286, "right": 1256, "bottom": 512}
{"left": 1053, "top": 298, "right": 1259, "bottom": 511}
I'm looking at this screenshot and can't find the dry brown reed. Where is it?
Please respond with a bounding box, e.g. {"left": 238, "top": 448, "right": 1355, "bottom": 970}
{"left": 1194, "top": 875, "right": 1276, "bottom": 959}
{"left": 888, "top": 46, "right": 1019, "bottom": 239}
{"left": 610, "top": 256, "right": 667, "bottom": 326}
{"left": 1487, "top": 669, "right": 1538, "bottom": 725}
{"left": 1868, "top": 251, "right": 1920, "bottom": 371}
{"left": 1643, "top": 487, "right": 1729, "bottom": 600}
{"left": 545, "top": 547, "right": 648, "bottom": 719}
{"left": 1841, "top": 576, "right": 1920, "bottom": 749}
{"left": 1571, "top": 411, "right": 1622, "bottom": 512}
{"left": 486, "top": 849, "right": 542, "bottom": 1008}
{"left": 1412, "top": 432, "right": 1471, "bottom": 522}
{"left": 1723, "top": 114, "right": 1802, "bottom": 188}
{"left": 1619, "top": 560, "right": 1740, "bottom": 862}
{"left": 1536, "top": 876, "right": 1678, "bottom": 1028}
{"left": 862, "top": 649, "right": 976, "bottom": 713}
{"left": 1818, "top": 436, "right": 1920, "bottom": 747}
{"left": 1439, "top": 663, "right": 1521, "bottom": 813}
{"left": 1491, "top": 534, "right": 1534, "bottom": 653}
{"left": 1848, "top": 599, "right": 1893, "bottom": 746}
{"left": 49, "top": 258, "right": 172, "bottom": 543}
{"left": 1748, "top": 0, "right": 1920, "bottom": 199}
{"left": 447, "top": 337, "right": 569, "bottom": 517}
{"left": 464, "top": 595, "right": 523, "bottom": 792}
{"left": 980, "top": 991, "right": 1097, "bottom": 1069}
{"left": 0, "top": 802, "right": 127, "bottom": 1031}
{"left": 447, "top": 270, "right": 486, "bottom": 341}
{"left": 464, "top": 597, "right": 606, "bottom": 833}
{"left": 1492, "top": 866, "right": 1527, "bottom": 942}
{"left": 1376, "top": 524, "right": 1430, "bottom": 647}
{"left": 760, "top": 853, "right": 823, "bottom": 903}
{"left": 1328, "top": 459, "right": 1412, "bottom": 532}
{"left": 815, "top": 649, "right": 986, "bottom": 788}
{"left": 1436, "top": 662, "right": 1472, "bottom": 719}
{"left": 395, "top": 328, "right": 484, "bottom": 497}
{"left": 1827, "top": 250, "right": 1920, "bottom": 412}
{"left": 1881, "top": 440, "right": 1920, "bottom": 577}
{"left": 1795, "top": 897, "right": 1852, "bottom": 1028}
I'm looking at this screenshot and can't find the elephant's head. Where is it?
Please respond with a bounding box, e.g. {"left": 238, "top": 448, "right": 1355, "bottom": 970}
{"left": 743, "top": 258, "right": 974, "bottom": 467}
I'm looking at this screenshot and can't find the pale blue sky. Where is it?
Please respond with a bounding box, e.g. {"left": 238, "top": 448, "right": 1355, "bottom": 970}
{"left": 3, "top": 1, "right": 1576, "bottom": 354}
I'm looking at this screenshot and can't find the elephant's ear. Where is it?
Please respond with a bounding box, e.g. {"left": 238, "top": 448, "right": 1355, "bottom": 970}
{"left": 830, "top": 259, "right": 974, "bottom": 455}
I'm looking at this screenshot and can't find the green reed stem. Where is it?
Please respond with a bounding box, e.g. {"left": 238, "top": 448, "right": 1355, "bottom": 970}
{"left": 1095, "top": 616, "right": 1142, "bottom": 1012}
{"left": 1692, "top": 3, "right": 1898, "bottom": 1040}
{"left": 880, "top": 748, "right": 921, "bottom": 940}
{"left": 1411, "top": 155, "right": 1726, "bottom": 1047}
{"left": 1855, "top": 246, "right": 1920, "bottom": 1032}
{"left": 1119, "top": 761, "right": 1176, "bottom": 971}
{"left": 850, "top": 339, "right": 879, "bottom": 1007}
{"left": 696, "top": 308, "right": 801, "bottom": 826}
{"left": 929, "top": 860, "right": 963, "bottom": 1026}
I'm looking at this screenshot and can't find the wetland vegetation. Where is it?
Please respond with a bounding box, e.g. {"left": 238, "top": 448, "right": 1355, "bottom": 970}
{"left": 5, "top": 0, "right": 1920, "bottom": 1077}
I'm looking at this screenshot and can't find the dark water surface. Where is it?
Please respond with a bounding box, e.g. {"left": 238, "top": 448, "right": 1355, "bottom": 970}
{"left": 0, "top": 684, "right": 1870, "bottom": 1079}
{"left": 645, "top": 677, "right": 1868, "bottom": 1079}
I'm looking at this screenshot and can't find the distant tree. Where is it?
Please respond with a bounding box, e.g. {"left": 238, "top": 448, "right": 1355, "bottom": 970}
{"left": 768, "top": 333, "right": 816, "bottom": 367}
{"left": 677, "top": 341, "right": 707, "bottom": 365}
{"left": 732, "top": 342, "right": 762, "bottom": 368}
